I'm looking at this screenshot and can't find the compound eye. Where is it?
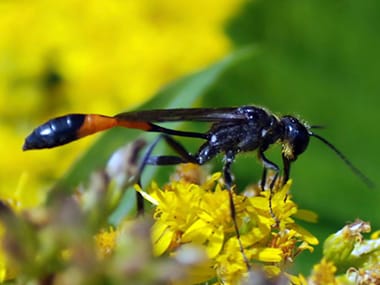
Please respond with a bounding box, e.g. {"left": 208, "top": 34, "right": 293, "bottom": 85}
{"left": 281, "top": 116, "right": 310, "bottom": 160}
{"left": 292, "top": 128, "right": 309, "bottom": 156}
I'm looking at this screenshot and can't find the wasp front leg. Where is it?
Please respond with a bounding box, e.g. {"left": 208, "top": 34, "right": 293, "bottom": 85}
{"left": 258, "top": 149, "right": 280, "bottom": 191}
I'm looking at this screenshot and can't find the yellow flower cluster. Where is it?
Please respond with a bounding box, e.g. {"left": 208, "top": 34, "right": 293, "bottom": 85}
{"left": 1, "top": 152, "right": 378, "bottom": 284}
{"left": 138, "top": 166, "right": 319, "bottom": 284}
{"left": 94, "top": 227, "right": 117, "bottom": 259}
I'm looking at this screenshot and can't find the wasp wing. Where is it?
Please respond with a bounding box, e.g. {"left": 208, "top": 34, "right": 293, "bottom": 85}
{"left": 24, "top": 106, "right": 261, "bottom": 150}
{"left": 115, "top": 107, "right": 250, "bottom": 122}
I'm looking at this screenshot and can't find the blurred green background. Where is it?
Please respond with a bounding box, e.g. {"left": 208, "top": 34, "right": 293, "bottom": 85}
{"left": 221, "top": 0, "right": 380, "bottom": 272}
{"left": 2, "top": 0, "right": 379, "bottom": 275}
{"left": 218, "top": 0, "right": 380, "bottom": 273}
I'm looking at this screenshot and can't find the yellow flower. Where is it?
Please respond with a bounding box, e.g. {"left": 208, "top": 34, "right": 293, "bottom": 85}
{"left": 215, "top": 237, "right": 250, "bottom": 284}
{"left": 182, "top": 184, "right": 248, "bottom": 258}
{"left": 309, "top": 258, "right": 337, "bottom": 285}
{"left": 247, "top": 180, "right": 318, "bottom": 267}
{"left": 142, "top": 168, "right": 319, "bottom": 283}
{"left": 94, "top": 227, "right": 118, "bottom": 259}
{"left": 149, "top": 173, "right": 236, "bottom": 257}
{"left": 289, "top": 274, "right": 309, "bottom": 285}
{"left": 371, "top": 230, "right": 380, "bottom": 239}
{"left": 150, "top": 180, "right": 205, "bottom": 256}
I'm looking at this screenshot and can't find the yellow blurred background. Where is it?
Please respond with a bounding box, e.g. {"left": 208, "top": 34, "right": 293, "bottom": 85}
{"left": 0, "top": 0, "right": 243, "bottom": 208}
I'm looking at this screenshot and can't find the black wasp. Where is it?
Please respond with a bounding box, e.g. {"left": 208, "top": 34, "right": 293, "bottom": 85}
{"left": 23, "top": 105, "right": 372, "bottom": 190}
{"left": 24, "top": 105, "right": 373, "bottom": 270}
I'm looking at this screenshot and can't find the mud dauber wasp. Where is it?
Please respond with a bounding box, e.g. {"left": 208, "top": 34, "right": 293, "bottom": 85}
{"left": 23, "top": 105, "right": 372, "bottom": 189}
{"left": 23, "top": 105, "right": 373, "bottom": 270}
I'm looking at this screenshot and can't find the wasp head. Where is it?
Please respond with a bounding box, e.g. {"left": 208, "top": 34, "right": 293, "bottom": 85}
{"left": 280, "top": 116, "right": 310, "bottom": 161}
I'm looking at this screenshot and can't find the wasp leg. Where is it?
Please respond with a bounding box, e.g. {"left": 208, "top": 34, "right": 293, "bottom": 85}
{"left": 223, "top": 150, "right": 236, "bottom": 189}
{"left": 143, "top": 135, "right": 198, "bottom": 166}
{"left": 161, "top": 134, "right": 198, "bottom": 163}
{"left": 260, "top": 168, "right": 267, "bottom": 191}
{"left": 258, "top": 149, "right": 281, "bottom": 224}
{"left": 145, "top": 155, "right": 185, "bottom": 165}
{"left": 281, "top": 155, "right": 292, "bottom": 203}
{"left": 258, "top": 149, "right": 280, "bottom": 189}
{"left": 223, "top": 150, "right": 251, "bottom": 271}
{"left": 282, "top": 155, "right": 291, "bottom": 184}
{"left": 135, "top": 135, "right": 199, "bottom": 214}
{"left": 134, "top": 136, "right": 163, "bottom": 215}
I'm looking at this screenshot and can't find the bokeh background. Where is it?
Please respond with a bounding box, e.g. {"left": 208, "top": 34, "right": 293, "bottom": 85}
{"left": 1, "top": 0, "right": 242, "bottom": 205}
{"left": 1, "top": 0, "right": 379, "bottom": 274}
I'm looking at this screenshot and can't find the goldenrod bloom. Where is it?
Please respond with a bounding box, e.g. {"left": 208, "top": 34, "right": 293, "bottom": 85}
{"left": 140, "top": 167, "right": 319, "bottom": 284}
{"left": 94, "top": 227, "right": 117, "bottom": 259}
{"left": 309, "top": 258, "right": 337, "bottom": 285}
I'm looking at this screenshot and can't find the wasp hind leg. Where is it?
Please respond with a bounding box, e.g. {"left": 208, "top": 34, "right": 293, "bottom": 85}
{"left": 135, "top": 134, "right": 199, "bottom": 214}
{"left": 223, "top": 150, "right": 251, "bottom": 271}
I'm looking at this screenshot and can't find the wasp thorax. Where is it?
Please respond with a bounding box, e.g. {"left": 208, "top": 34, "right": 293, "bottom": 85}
{"left": 280, "top": 116, "right": 310, "bottom": 161}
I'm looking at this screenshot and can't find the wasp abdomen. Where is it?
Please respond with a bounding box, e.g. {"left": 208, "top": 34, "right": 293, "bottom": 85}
{"left": 23, "top": 114, "right": 86, "bottom": 150}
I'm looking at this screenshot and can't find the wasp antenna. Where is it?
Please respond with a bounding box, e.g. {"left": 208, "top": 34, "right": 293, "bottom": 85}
{"left": 310, "top": 132, "right": 375, "bottom": 188}
{"left": 309, "top": 125, "right": 325, "bottom": 129}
